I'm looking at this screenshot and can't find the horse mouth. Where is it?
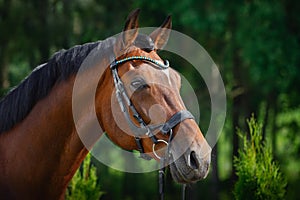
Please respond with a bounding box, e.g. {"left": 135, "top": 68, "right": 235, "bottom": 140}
{"left": 168, "top": 152, "right": 210, "bottom": 184}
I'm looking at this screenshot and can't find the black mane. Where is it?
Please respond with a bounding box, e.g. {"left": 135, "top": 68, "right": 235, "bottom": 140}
{"left": 0, "top": 41, "right": 102, "bottom": 133}
{"left": 0, "top": 33, "right": 155, "bottom": 134}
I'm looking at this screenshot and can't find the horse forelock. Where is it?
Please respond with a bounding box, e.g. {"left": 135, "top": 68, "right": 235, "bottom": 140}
{"left": 134, "top": 33, "right": 155, "bottom": 52}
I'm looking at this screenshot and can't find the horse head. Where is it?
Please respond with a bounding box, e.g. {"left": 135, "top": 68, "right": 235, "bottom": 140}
{"left": 96, "top": 9, "right": 211, "bottom": 184}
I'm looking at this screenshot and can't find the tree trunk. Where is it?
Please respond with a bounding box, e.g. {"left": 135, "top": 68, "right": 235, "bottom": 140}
{"left": 62, "top": 0, "right": 72, "bottom": 48}
{"left": 0, "top": 52, "right": 9, "bottom": 90}
{"left": 228, "top": 1, "right": 243, "bottom": 182}
{"left": 211, "top": 144, "right": 219, "bottom": 200}
{"left": 231, "top": 93, "right": 241, "bottom": 181}
{"left": 0, "top": 0, "right": 11, "bottom": 92}
{"left": 33, "top": 0, "right": 50, "bottom": 64}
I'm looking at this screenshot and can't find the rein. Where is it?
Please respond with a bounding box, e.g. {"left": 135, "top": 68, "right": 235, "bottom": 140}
{"left": 110, "top": 56, "right": 194, "bottom": 199}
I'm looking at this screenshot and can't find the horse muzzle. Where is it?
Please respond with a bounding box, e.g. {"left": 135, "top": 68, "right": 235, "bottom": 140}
{"left": 169, "top": 145, "right": 211, "bottom": 184}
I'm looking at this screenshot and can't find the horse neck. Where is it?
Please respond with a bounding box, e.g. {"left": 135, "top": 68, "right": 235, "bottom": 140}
{"left": 0, "top": 76, "right": 88, "bottom": 199}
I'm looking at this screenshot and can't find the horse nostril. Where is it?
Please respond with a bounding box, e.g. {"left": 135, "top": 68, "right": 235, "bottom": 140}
{"left": 189, "top": 151, "right": 199, "bottom": 170}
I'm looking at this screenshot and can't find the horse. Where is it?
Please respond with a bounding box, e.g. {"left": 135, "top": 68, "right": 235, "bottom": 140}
{"left": 0, "top": 9, "right": 211, "bottom": 199}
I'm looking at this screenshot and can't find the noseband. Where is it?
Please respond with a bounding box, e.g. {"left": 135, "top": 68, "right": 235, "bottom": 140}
{"left": 110, "top": 56, "right": 194, "bottom": 160}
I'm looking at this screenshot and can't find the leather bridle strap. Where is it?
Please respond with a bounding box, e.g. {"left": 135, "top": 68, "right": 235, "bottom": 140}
{"left": 161, "top": 110, "right": 194, "bottom": 134}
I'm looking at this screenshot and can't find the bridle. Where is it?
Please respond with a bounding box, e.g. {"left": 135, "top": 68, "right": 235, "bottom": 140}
{"left": 110, "top": 56, "right": 194, "bottom": 160}
{"left": 110, "top": 55, "right": 194, "bottom": 199}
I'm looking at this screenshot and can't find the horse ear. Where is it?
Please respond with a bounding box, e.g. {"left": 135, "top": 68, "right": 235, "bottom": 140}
{"left": 149, "top": 15, "right": 172, "bottom": 50}
{"left": 122, "top": 9, "right": 140, "bottom": 48}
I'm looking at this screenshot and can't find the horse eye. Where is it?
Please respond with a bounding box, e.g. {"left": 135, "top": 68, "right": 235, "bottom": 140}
{"left": 130, "top": 78, "right": 148, "bottom": 90}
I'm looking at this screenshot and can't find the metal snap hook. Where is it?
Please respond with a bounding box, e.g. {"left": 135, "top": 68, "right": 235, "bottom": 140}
{"left": 152, "top": 139, "right": 168, "bottom": 160}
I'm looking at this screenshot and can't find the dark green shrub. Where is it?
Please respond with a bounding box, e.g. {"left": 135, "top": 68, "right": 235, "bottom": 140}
{"left": 66, "top": 153, "right": 103, "bottom": 200}
{"left": 234, "top": 116, "right": 287, "bottom": 200}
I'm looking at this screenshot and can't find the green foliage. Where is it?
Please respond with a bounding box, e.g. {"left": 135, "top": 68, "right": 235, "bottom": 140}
{"left": 66, "top": 154, "right": 103, "bottom": 200}
{"left": 234, "top": 116, "right": 287, "bottom": 200}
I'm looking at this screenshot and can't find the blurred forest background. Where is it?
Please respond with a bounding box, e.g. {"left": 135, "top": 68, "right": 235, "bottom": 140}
{"left": 0, "top": 0, "right": 299, "bottom": 199}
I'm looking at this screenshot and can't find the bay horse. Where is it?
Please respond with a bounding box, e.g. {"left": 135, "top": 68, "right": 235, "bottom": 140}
{"left": 0, "top": 9, "right": 211, "bottom": 199}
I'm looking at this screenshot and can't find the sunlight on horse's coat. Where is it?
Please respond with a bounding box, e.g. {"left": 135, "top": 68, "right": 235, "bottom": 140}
{"left": 162, "top": 68, "right": 172, "bottom": 85}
